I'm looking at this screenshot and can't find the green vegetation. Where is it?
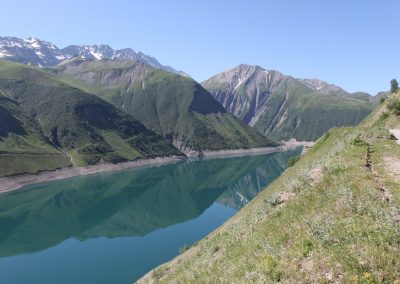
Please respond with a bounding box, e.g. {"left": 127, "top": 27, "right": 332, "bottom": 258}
{"left": 52, "top": 59, "right": 277, "bottom": 152}
{"left": 203, "top": 66, "right": 375, "bottom": 141}
{"left": 0, "top": 88, "right": 71, "bottom": 176}
{"left": 287, "top": 155, "right": 300, "bottom": 167}
{"left": 253, "top": 81, "right": 374, "bottom": 141}
{"left": 139, "top": 94, "right": 400, "bottom": 283}
{"left": 387, "top": 96, "right": 400, "bottom": 116}
{"left": 391, "top": 78, "right": 398, "bottom": 94}
{"left": 0, "top": 61, "right": 181, "bottom": 176}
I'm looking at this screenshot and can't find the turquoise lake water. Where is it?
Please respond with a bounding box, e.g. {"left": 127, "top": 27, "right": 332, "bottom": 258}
{"left": 0, "top": 148, "right": 301, "bottom": 283}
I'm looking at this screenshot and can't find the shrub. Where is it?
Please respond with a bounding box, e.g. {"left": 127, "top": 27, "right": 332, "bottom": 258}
{"left": 390, "top": 79, "right": 399, "bottom": 94}
{"left": 387, "top": 98, "right": 400, "bottom": 116}
{"left": 379, "top": 111, "right": 389, "bottom": 120}
{"left": 179, "top": 243, "right": 190, "bottom": 254}
{"left": 301, "top": 239, "right": 313, "bottom": 257}
{"left": 287, "top": 156, "right": 300, "bottom": 167}
{"left": 350, "top": 135, "right": 368, "bottom": 147}
{"left": 262, "top": 255, "right": 284, "bottom": 281}
{"left": 265, "top": 193, "right": 283, "bottom": 207}
{"left": 151, "top": 266, "right": 168, "bottom": 280}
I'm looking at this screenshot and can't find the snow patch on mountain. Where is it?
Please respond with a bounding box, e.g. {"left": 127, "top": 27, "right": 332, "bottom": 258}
{"left": 0, "top": 36, "right": 186, "bottom": 76}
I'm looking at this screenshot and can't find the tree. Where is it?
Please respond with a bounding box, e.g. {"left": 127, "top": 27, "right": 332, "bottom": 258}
{"left": 391, "top": 79, "right": 399, "bottom": 94}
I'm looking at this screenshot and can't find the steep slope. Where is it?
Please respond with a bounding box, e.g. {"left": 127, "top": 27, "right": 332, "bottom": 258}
{"left": 52, "top": 59, "right": 277, "bottom": 155}
{"left": 202, "top": 64, "right": 375, "bottom": 141}
{"left": 0, "top": 61, "right": 180, "bottom": 172}
{"left": 0, "top": 36, "right": 184, "bottom": 75}
{"left": 139, "top": 93, "right": 400, "bottom": 283}
{"left": 0, "top": 92, "right": 71, "bottom": 176}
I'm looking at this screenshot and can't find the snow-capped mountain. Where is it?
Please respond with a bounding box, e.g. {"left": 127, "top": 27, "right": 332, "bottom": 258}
{"left": 0, "top": 36, "right": 66, "bottom": 66}
{"left": 0, "top": 36, "right": 185, "bottom": 75}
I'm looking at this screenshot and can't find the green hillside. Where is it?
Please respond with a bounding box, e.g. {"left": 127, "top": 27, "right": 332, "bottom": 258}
{"left": 139, "top": 93, "right": 400, "bottom": 283}
{"left": 253, "top": 80, "right": 375, "bottom": 141}
{"left": 52, "top": 59, "right": 277, "bottom": 153}
{"left": 203, "top": 65, "right": 375, "bottom": 141}
{"left": 0, "top": 61, "right": 180, "bottom": 175}
{"left": 0, "top": 91, "right": 71, "bottom": 176}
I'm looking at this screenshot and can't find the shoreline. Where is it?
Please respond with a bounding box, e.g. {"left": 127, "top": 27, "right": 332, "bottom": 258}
{"left": 0, "top": 156, "right": 185, "bottom": 195}
{"left": 202, "top": 141, "right": 314, "bottom": 158}
{"left": 0, "top": 141, "right": 313, "bottom": 195}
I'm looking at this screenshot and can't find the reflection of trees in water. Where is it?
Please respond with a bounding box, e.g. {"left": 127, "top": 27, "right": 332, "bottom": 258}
{"left": 0, "top": 148, "right": 301, "bottom": 258}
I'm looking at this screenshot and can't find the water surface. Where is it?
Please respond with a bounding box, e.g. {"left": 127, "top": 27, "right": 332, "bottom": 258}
{"left": 0, "top": 149, "right": 301, "bottom": 283}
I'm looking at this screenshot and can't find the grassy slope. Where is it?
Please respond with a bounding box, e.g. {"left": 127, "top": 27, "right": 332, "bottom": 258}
{"left": 53, "top": 59, "right": 277, "bottom": 150}
{"left": 254, "top": 80, "right": 374, "bottom": 141}
{"left": 252, "top": 80, "right": 374, "bottom": 141}
{"left": 139, "top": 94, "right": 400, "bottom": 283}
{"left": 0, "top": 91, "right": 71, "bottom": 176}
{"left": 204, "top": 73, "right": 374, "bottom": 141}
{"left": 0, "top": 61, "right": 180, "bottom": 174}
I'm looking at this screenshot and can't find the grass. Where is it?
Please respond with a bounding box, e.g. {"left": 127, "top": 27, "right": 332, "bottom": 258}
{"left": 53, "top": 59, "right": 277, "bottom": 150}
{"left": 203, "top": 67, "right": 375, "bottom": 141}
{"left": 0, "top": 154, "right": 70, "bottom": 176}
{"left": 139, "top": 94, "right": 400, "bottom": 283}
{"left": 0, "top": 61, "right": 181, "bottom": 175}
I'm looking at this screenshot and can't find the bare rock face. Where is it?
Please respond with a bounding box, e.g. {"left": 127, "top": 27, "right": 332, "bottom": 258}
{"left": 173, "top": 135, "right": 203, "bottom": 157}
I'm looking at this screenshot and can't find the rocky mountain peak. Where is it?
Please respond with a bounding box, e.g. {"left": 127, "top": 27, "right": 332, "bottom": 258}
{"left": 0, "top": 36, "right": 185, "bottom": 75}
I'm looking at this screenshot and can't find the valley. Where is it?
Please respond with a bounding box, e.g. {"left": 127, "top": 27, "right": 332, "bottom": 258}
{"left": 0, "top": 21, "right": 397, "bottom": 283}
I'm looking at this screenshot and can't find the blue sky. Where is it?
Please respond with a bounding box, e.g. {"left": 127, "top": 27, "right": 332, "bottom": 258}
{"left": 0, "top": 0, "right": 398, "bottom": 94}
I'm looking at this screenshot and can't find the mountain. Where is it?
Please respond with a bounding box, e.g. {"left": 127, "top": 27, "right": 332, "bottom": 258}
{"left": 0, "top": 91, "right": 71, "bottom": 176}
{"left": 0, "top": 61, "right": 180, "bottom": 176}
{"left": 202, "top": 64, "right": 375, "bottom": 141}
{"left": 139, "top": 91, "right": 400, "bottom": 283}
{"left": 0, "top": 36, "right": 185, "bottom": 75}
{"left": 51, "top": 59, "right": 277, "bottom": 155}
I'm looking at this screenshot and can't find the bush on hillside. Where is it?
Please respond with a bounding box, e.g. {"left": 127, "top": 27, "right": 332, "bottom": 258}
{"left": 350, "top": 134, "right": 368, "bottom": 147}
{"left": 380, "top": 111, "right": 389, "bottom": 120}
{"left": 387, "top": 98, "right": 400, "bottom": 116}
{"left": 287, "top": 156, "right": 300, "bottom": 167}
{"left": 390, "top": 79, "right": 399, "bottom": 94}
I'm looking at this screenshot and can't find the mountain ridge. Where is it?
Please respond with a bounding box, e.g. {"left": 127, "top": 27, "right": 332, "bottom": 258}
{"left": 0, "top": 61, "right": 182, "bottom": 176}
{"left": 52, "top": 58, "right": 277, "bottom": 155}
{"left": 0, "top": 36, "right": 186, "bottom": 76}
{"left": 202, "top": 64, "right": 375, "bottom": 141}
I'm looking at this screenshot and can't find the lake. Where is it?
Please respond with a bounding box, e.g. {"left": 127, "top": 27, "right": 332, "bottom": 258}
{"left": 0, "top": 148, "right": 301, "bottom": 283}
